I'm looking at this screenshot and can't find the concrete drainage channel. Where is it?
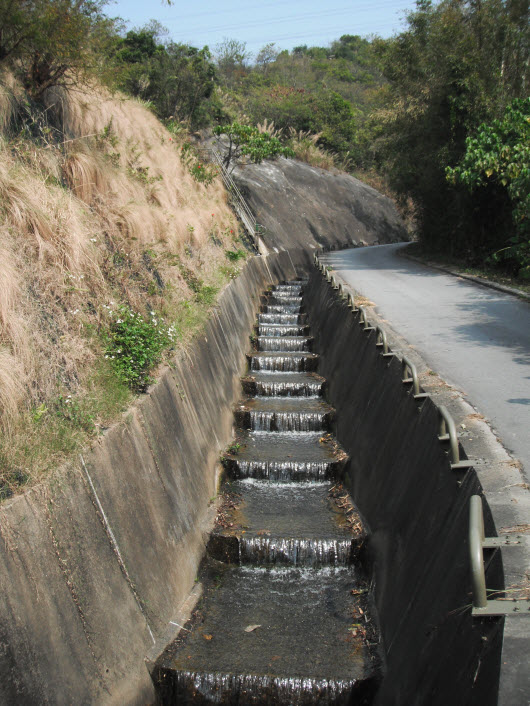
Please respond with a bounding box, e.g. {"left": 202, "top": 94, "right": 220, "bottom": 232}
{"left": 1, "top": 249, "right": 527, "bottom": 703}
{"left": 152, "top": 281, "right": 381, "bottom": 704}
{"left": 150, "top": 255, "right": 528, "bottom": 705}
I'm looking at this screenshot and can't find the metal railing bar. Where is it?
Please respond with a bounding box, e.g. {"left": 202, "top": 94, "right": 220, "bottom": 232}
{"left": 470, "top": 495, "right": 488, "bottom": 608}
{"left": 469, "top": 496, "right": 530, "bottom": 616}
{"left": 358, "top": 306, "right": 375, "bottom": 332}
{"left": 437, "top": 406, "right": 474, "bottom": 470}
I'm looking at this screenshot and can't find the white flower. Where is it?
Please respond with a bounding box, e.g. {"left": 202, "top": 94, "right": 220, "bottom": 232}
{"left": 116, "top": 319, "right": 123, "bottom": 324}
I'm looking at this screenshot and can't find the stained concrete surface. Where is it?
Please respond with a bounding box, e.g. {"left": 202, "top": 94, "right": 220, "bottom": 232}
{"left": 231, "top": 158, "right": 406, "bottom": 251}
{"left": 322, "top": 243, "right": 530, "bottom": 482}
{"left": 304, "top": 268, "right": 529, "bottom": 706}
{"left": 306, "top": 275, "right": 508, "bottom": 706}
{"left": 0, "top": 251, "right": 310, "bottom": 705}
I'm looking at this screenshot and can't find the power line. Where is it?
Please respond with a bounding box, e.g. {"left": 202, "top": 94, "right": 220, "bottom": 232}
{"left": 164, "top": 0, "right": 408, "bottom": 36}
{"left": 175, "top": 19, "right": 406, "bottom": 46}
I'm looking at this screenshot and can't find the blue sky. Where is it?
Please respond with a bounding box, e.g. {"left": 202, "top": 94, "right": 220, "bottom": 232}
{"left": 107, "top": 0, "right": 417, "bottom": 56}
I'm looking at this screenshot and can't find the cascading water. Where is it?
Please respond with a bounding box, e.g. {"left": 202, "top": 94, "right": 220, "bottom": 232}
{"left": 153, "top": 280, "right": 380, "bottom": 705}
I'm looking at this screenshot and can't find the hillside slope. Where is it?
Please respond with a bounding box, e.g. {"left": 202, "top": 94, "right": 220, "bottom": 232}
{"left": 0, "top": 76, "right": 241, "bottom": 496}
{"left": 232, "top": 158, "right": 406, "bottom": 251}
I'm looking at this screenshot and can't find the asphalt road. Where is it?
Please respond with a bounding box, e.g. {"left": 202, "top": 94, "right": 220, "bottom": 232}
{"left": 321, "top": 244, "right": 530, "bottom": 476}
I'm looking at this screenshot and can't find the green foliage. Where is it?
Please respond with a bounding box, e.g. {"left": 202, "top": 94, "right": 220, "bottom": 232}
{"left": 53, "top": 394, "right": 95, "bottom": 433}
{"left": 225, "top": 248, "right": 247, "bottom": 262}
{"left": 180, "top": 143, "right": 219, "bottom": 185}
{"left": 114, "top": 24, "right": 219, "bottom": 127}
{"left": 372, "top": 0, "right": 530, "bottom": 264}
{"left": 448, "top": 97, "right": 530, "bottom": 276}
{"left": 0, "top": 0, "right": 116, "bottom": 97}
{"left": 213, "top": 122, "right": 294, "bottom": 169}
{"left": 215, "top": 36, "right": 383, "bottom": 165}
{"left": 103, "top": 305, "right": 175, "bottom": 391}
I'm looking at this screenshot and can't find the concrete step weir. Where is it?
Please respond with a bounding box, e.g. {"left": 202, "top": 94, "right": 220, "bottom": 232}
{"left": 2, "top": 248, "right": 522, "bottom": 704}
{"left": 153, "top": 281, "right": 381, "bottom": 704}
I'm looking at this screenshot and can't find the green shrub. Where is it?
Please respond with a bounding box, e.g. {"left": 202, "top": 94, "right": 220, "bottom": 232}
{"left": 103, "top": 305, "right": 175, "bottom": 391}
{"left": 225, "top": 248, "right": 246, "bottom": 262}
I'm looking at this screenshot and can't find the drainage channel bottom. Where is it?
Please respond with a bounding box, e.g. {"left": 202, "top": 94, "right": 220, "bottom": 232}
{"left": 152, "top": 281, "right": 381, "bottom": 705}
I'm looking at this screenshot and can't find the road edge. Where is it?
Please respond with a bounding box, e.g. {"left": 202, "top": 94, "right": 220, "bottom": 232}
{"left": 323, "top": 260, "right": 530, "bottom": 706}
{"left": 398, "top": 243, "right": 530, "bottom": 302}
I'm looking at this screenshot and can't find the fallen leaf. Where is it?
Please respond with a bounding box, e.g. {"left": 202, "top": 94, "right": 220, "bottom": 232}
{"left": 244, "top": 624, "right": 261, "bottom": 633}
{"left": 203, "top": 634, "right": 213, "bottom": 640}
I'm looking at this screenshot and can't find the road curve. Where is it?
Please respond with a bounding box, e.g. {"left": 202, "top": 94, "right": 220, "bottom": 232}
{"left": 321, "top": 244, "right": 530, "bottom": 477}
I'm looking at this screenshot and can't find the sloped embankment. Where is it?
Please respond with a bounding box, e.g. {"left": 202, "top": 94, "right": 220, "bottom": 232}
{"left": 0, "top": 77, "right": 240, "bottom": 495}
{"left": 232, "top": 157, "right": 407, "bottom": 251}
{"left": 0, "top": 251, "right": 307, "bottom": 704}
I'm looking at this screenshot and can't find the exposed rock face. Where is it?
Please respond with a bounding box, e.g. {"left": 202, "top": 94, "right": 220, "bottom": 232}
{"left": 232, "top": 158, "right": 407, "bottom": 252}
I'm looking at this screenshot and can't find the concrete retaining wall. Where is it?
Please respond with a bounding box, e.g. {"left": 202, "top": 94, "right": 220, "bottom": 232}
{"left": 304, "top": 270, "right": 505, "bottom": 706}
{"left": 0, "top": 250, "right": 310, "bottom": 705}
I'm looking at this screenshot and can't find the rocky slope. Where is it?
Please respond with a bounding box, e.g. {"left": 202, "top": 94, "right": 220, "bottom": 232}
{"left": 231, "top": 157, "right": 407, "bottom": 252}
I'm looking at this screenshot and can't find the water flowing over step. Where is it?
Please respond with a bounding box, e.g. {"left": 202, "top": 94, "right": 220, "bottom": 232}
{"left": 153, "top": 280, "right": 380, "bottom": 705}
{"left": 235, "top": 398, "right": 335, "bottom": 432}
{"left": 257, "top": 324, "right": 310, "bottom": 337}
{"left": 242, "top": 372, "right": 325, "bottom": 398}
{"left": 208, "top": 479, "right": 364, "bottom": 567}
{"left": 248, "top": 351, "right": 319, "bottom": 372}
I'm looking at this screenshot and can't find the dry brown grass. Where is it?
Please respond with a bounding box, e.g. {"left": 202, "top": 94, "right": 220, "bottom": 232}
{"left": 0, "top": 77, "right": 240, "bottom": 494}
{"left": 287, "top": 128, "right": 337, "bottom": 171}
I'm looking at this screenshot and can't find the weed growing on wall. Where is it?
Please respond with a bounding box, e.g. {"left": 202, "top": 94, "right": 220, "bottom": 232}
{"left": 225, "top": 248, "right": 247, "bottom": 262}
{"left": 103, "top": 305, "right": 176, "bottom": 392}
{"left": 180, "top": 142, "right": 219, "bottom": 185}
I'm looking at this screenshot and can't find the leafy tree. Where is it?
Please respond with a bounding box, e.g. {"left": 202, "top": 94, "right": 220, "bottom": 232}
{"left": 213, "top": 122, "right": 294, "bottom": 170}
{"left": 114, "top": 24, "right": 218, "bottom": 127}
{"left": 255, "top": 43, "right": 279, "bottom": 70}
{"left": 0, "top": 0, "right": 116, "bottom": 97}
{"left": 447, "top": 97, "right": 530, "bottom": 277}
{"left": 373, "top": 0, "right": 529, "bottom": 261}
{"left": 214, "top": 38, "right": 251, "bottom": 87}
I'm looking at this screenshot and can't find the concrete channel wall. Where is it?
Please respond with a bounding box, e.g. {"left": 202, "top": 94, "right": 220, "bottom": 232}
{"left": 304, "top": 270, "right": 505, "bottom": 706}
{"left": 0, "top": 251, "right": 310, "bottom": 705}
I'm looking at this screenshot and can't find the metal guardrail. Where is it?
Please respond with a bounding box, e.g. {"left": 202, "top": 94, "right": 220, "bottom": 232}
{"left": 402, "top": 357, "right": 429, "bottom": 400}
{"left": 469, "top": 495, "right": 530, "bottom": 617}
{"left": 208, "top": 149, "right": 262, "bottom": 253}
{"left": 315, "top": 253, "right": 530, "bottom": 619}
{"left": 358, "top": 306, "right": 375, "bottom": 332}
{"left": 437, "top": 406, "right": 475, "bottom": 471}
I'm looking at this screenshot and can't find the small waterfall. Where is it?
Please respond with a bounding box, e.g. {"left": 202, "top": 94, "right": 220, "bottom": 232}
{"left": 267, "top": 295, "right": 303, "bottom": 306}
{"left": 248, "top": 410, "right": 327, "bottom": 432}
{"left": 171, "top": 671, "right": 359, "bottom": 705}
{"left": 251, "top": 353, "right": 317, "bottom": 372}
{"left": 259, "top": 313, "right": 304, "bottom": 324}
{"left": 154, "top": 280, "right": 378, "bottom": 706}
{"left": 263, "top": 304, "right": 303, "bottom": 313}
{"left": 230, "top": 459, "right": 335, "bottom": 481}
{"left": 240, "top": 537, "right": 353, "bottom": 566}
{"left": 272, "top": 289, "right": 303, "bottom": 297}
{"left": 254, "top": 379, "right": 323, "bottom": 397}
{"left": 258, "top": 336, "right": 312, "bottom": 352}
{"left": 258, "top": 325, "right": 307, "bottom": 336}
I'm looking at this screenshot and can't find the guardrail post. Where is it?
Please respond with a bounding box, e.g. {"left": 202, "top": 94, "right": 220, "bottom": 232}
{"left": 469, "top": 495, "right": 488, "bottom": 609}
{"left": 437, "top": 406, "right": 474, "bottom": 470}
{"left": 358, "top": 306, "right": 375, "bottom": 332}
{"left": 375, "top": 326, "right": 393, "bottom": 357}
